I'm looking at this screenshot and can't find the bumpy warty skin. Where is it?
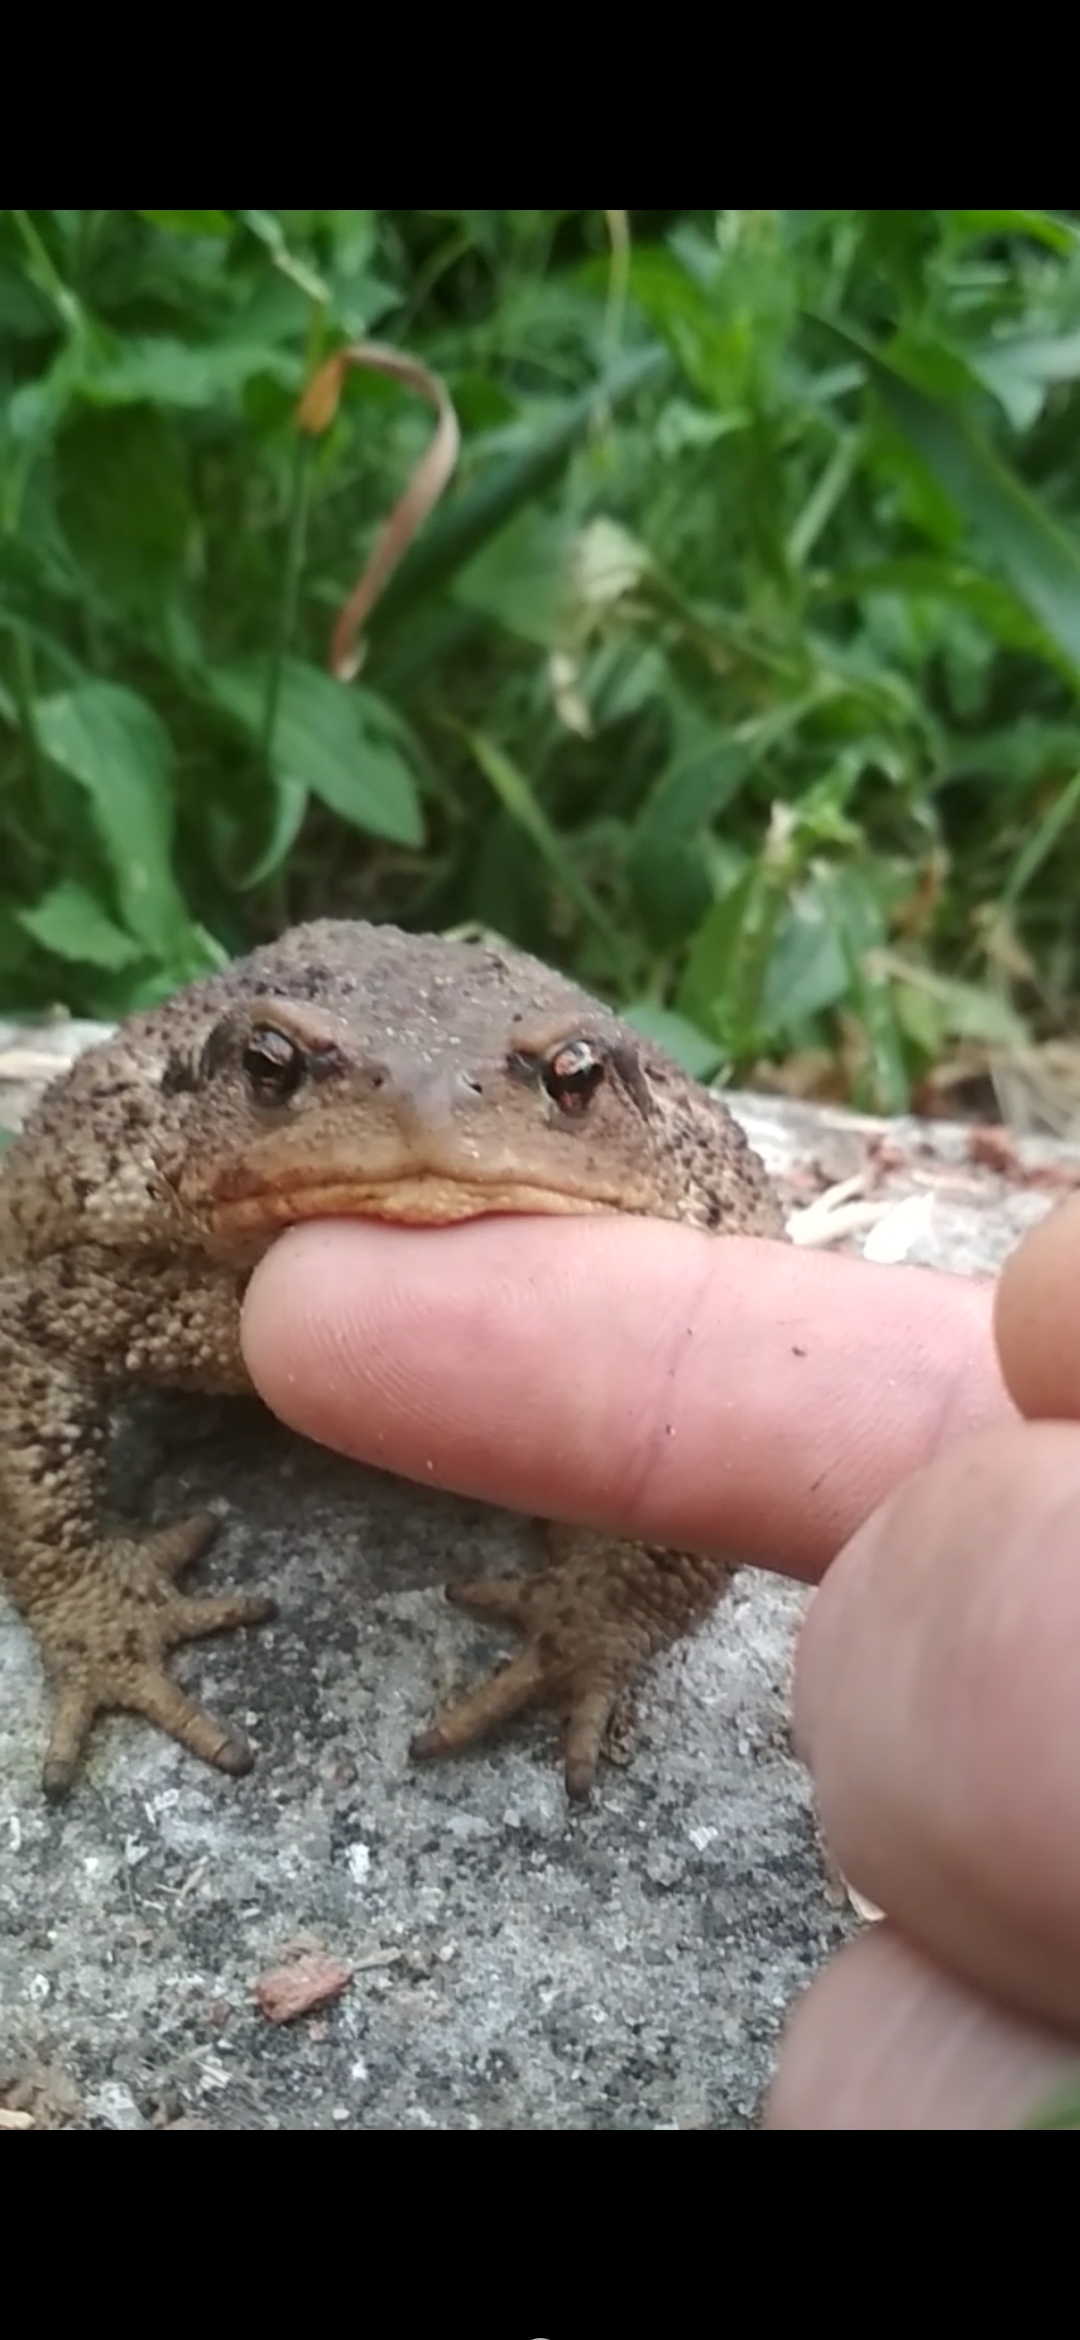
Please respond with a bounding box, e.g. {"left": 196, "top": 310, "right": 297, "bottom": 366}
{"left": 0, "top": 920, "right": 784, "bottom": 1798}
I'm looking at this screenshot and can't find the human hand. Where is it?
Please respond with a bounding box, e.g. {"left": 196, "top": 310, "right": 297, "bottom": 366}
{"left": 766, "top": 1195, "right": 1080, "bottom": 2127}
{"left": 241, "top": 1207, "right": 1078, "bottom": 2126}
{"left": 242, "top": 1218, "right": 1003, "bottom": 1581}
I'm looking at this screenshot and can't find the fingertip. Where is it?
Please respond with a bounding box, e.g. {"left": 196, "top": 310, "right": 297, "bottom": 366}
{"left": 790, "top": 1421, "right": 1080, "bottom": 2029}
{"left": 243, "top": 1215, "right": 1007, "bottom": 1579}
{"left": 766, "top": 1926, "right": 1079, "bottom": 2130}
{"left": 995, "top": 1194, "right": 1080, "bottom": 1421}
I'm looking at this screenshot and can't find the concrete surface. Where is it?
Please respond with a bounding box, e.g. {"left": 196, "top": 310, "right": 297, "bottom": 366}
{"left": 2, "top": 1052, "right": 1075, "bottom": 2129}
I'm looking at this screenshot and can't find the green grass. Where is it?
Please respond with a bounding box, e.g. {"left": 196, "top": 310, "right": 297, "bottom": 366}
{"left": 4, "top": 207, "right": 1080, "bottom": 1107}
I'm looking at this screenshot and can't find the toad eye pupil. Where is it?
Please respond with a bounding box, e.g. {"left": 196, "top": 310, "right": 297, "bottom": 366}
{"left": 242, "top": 1028, "right": 303, "bottom": 1100}
{"left": 543, "top": 1039, "right": 605, "bottom": 1113}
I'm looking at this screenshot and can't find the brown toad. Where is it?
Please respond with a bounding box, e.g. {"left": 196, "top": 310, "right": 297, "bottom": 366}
{"left": 0, "top": 920, "right": 784, "bottom": 1797}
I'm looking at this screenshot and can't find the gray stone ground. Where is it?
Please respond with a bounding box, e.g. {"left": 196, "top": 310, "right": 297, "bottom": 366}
{"left": 2, "top": 1027, "right": 1075, "bottom": 2128}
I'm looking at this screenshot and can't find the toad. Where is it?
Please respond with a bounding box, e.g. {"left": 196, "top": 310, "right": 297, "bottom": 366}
{"left": 0, "top": 921, "right": 784, "bottom": 1798}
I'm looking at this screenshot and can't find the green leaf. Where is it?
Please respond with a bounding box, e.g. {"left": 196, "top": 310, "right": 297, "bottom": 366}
{"left": 635, "top": 737, "right": 757, "bottom": 856}
{"left": 17, "top": 881, "right": 143, "bottom": 970}
{"left": 4, "top": 342, "right": 86, "bottom": 453}
{"left": 81, "top": 334, "right": 297, "bottom": 409}
{"left": 951, "top": 209, "right": 1076, "bottom": 255}
{"left": 857, "top": 210, "right": 941, "bottom": 303}
{"left": 583, "top": 638, "right": 668, "bottom": 728}
{"left": 0, "top": 263, "right": 56, "bottom": 338}
{"left": 761, "top": 888, "right": 850, "bottom": 1028}
{"left": 890, "top": 967, "right": 1027, "bottom": 1051}
{"left": 238, "top": 210, "right": 328, "bottom": 301}
{"left": 677, "top": 868, "right": 758, "bottom": 1046}
{"left": 628, "top": 248, "right": 748, "bottom": 406}
{"left": 945, "top": 719, "right": 1080, "bottom": 790}
{"left": 622, "top": 1001, "right": 728, "bottom": 1080}
{"left": 56, "top": 408, "right": 191, "bottom": 619}
{"left": 455, "top": 510, "right": 575, "bottom": 647}
{"left": 205, "top": 658, "right": 424, "bottom": 846}
{"left": 982, "top": 327, "right": 1080, "bottom": 388}
{"left": 962, "top": 325, "right": 1080, "bottom": 431}
{"left": 821, "top": 557, "right": 1058, "bottom": 664}
{"left": 629, "top": 736, "right": 755, "bottom": 949}
{"left": 818, "top": 317, "right": 1080, "bottom": 681}
{"left": 630, "top": 224, "right": 794, "bottom": 409}
{"left": 1001, "top": 762, "right": 1080, "bottom": 910}
{"left": 240, "top": 775, "right": 310, "bottom": 889}
{"left": 834, "top": 906, "right": 907, "bottom": 1115}
{"left": 458, "top": 726, "right": 634, "bottom": 985}
{"left": 370, "top": 344, "right": 672, "bottom": 637}
{"left": 33, "top": 683, "right": 192, "bottom": 955}
{"left": 139, "top": 210, "right": 233, "bottom": 236}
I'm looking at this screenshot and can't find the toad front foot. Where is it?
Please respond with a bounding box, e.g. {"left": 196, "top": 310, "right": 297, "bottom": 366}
{"left": 26, "top": 1513, "right": 275, "bottom": 1797}
{"left": 410, "top": 1527, "right": 733, "bottom": 1799}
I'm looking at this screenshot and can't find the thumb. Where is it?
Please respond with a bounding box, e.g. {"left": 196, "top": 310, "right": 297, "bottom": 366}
{"left": 995, "top": 1194, "right": 1080, "bottom": 1422}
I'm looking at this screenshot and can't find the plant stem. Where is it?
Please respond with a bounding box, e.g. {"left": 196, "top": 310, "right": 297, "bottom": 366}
{"left": 258, "top": 433, "right": 314, "bottom": 770}
{"left": 11, "top": 210, "right": 82, "bottom": 335}
{"left": 259, "top": 305, "right": 328, "bottom": 771}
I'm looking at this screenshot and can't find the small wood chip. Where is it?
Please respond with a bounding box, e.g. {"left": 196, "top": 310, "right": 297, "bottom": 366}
{"left": 252, "top": 1952, "right": 353, "bottom": 2025}
{"left": 966, "top": 1124, "right": 1021, "bottom": 1176}
{"left": 0, "top": 2108, "right": 34, "bottom": 2130}
{"left": 846, "top": 1884, "right": 886, "bottom": 1925}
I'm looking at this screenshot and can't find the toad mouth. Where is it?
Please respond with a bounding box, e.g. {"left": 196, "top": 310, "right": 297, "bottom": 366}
{"left": 206, "top": 1169, "right": 620, "bottom": 1235}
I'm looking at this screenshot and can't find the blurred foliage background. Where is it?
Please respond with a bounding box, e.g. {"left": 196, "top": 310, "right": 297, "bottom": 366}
{"left": 5, "top": 206, "right": 1080, "bottom": 1113}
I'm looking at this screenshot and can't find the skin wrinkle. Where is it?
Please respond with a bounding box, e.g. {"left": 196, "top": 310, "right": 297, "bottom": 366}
{"left": 244, "top": 1227, "right": 1011, "bottom": 1578}
{"left": 768, "top": 1188, "right": 1080, "bottom": 2125}
{"left": 597, "top": 1248, "right": 726, "bottom": 1543}
{"left": 249, "top": 1224, "right": 785, "bottom": 1542}
{"left": 852, "top": 1933, "right": 935, "bottom": 2103}
{"left": 768, "top": 1927, "right": 1080, "bottom": 2131}
{"left": 926, "top": 1295, "right": 1001, "bottom": 1452}
{"left": 799, "top": 1426, "right": 1080, "bottom": 2032}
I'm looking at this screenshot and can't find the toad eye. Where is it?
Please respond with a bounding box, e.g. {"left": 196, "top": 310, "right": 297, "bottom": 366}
{"left": 242, "top": 1025, "right": 305, "bottom": 1104}
{"left": 541, "top": 1038, "right": 606, "bottom": 1113}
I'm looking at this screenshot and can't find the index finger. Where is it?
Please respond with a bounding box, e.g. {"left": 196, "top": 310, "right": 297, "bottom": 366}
{"left": 242, "top": 1218, "right": 1010, "bottom": 1582}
